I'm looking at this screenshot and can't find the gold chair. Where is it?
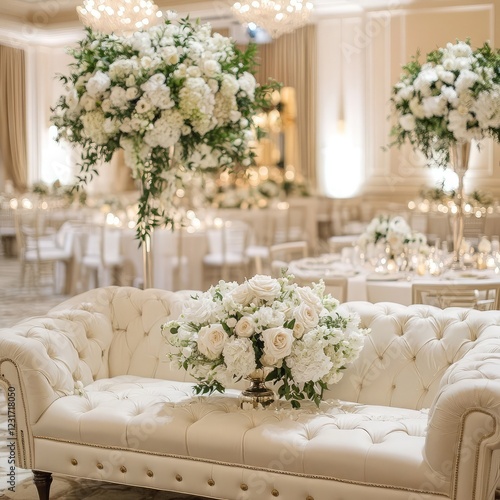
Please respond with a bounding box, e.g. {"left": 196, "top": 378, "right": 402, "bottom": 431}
{"left": 246, "top": 204, "right": 310, "bottom": 275}
{"left": 412, "top": 281, "right": 500, "bottom": 310}
{"left": 268, "top": 240, "right": 308, "bottom": 263}
{"left": 269, "top": 241, "right": 309, "bottom": 279}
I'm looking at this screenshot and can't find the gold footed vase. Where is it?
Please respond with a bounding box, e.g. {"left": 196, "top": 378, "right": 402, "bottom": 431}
{"left": 450, "top": 141, "right": 471, "bottom": 270}
{"left": 239, "top": 369, "right": 276, "bottom": 410}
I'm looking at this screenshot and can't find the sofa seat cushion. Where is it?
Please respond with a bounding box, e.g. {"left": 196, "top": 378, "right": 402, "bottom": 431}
{"left": 32, "top": 375, "right": 447, "bottom": 494}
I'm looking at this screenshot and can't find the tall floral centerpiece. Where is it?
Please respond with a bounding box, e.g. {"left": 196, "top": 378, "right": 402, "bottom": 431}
{"left": 358, "top": 215, "right": 427, "bottom": 271}
{"left": 389, "top": 40, "right": 500, "bottom": 267}
{"left": 51, "top": 16, "right": 277, "bottom": 287}
{"left": 162, "top": 274, "right": 369, "bottom": 408}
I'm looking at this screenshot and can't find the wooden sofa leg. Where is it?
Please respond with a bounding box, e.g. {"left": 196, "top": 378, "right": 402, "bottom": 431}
{"left": 33, "top": 470, "right": 52, "bottom": 500}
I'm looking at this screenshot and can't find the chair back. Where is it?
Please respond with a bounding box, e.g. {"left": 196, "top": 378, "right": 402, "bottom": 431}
{"left": 272, "top": 204, "right": 309, "bottom": 245}
{"left": 269, "top": 241, "right": 308, "bottom": 263}
{"left": 206, "top": 220, "right": 250, "bottom": 258}
{"left": 412, "top": 281, "right": 500, "bottom": 310}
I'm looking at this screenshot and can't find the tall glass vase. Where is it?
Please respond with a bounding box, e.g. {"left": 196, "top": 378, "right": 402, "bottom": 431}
{"left": 450, "top": 141, "right": 471, "bottom": 270}
{"left": 139, "top": 180, "right": 154, "bottom": 290}
{"left": 142, "top": 229, "right": 154, "bottom": 289}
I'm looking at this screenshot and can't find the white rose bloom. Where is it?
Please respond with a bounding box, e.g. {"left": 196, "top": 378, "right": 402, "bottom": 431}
{"left": 293, "top": 302, "right": 319, "bottom": 330}
{"left": 187, "top": 66, "right": 202, "bottom": 78}
{"left": 397, "top": 85, "right": 414, "bottom": 101}
{"left": 235, "top": 316, "right": 255, "bottom": 337}
{"left": 262, "top": 326, "right": 294, "bottom": 360}
{"left": 436, "top": 68, "right": 455, "bottom": 85}
{"left": 177, "top": 325, "right": 195, "bottom": 341}
{"left": 399, "top": 113, "right": 416, "bottom": 131}
{"left": 182, "top": 296, "right": 216, "bottom": 324}
{"left": 197, "top": 323, "right": 228, "bottom": 360}
{"left": 228, "top": 282, "right": 252, "bottom": 304}
{"left": 86, "top": 70, "right": 111, "bottom": 98}
{"left": 295, "top": 286, "right": 323, "bottom": 314}
{"left": 247, "top": 275, "right": 281, "bottom": 302}
{"left": 455, "top": 69, "right": 479, "bottom": 94}
{"left": 260, "top": 353, "right": 280, "bottom": 367}
{"left": 125, "top": 87, "right": 139, "bottom": 100}
{"left": 203, "top": 59, "right": 221, "bottom": 78}
{"left": 160, "top": 46, "right": 179, "bottom": 65}
{"left": 440, "top": 85, "right": 458, "bottom": 104}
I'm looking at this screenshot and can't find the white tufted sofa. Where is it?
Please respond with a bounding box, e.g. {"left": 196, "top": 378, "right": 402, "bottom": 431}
{"left": 1, "top": 286, "right": 500, "bottom": 500}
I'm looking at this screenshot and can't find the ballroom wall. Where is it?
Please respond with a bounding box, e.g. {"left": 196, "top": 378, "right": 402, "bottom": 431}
{"left": 0, "top": 0, "right": 499, "bottom": 204}
{"left": 316, "top": 0, "right": 500, "bottom": 208}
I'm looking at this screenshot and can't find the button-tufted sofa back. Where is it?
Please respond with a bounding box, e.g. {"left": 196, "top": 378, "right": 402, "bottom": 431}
{"left": 48, "top": 286, "right": 197, "bottom": 382}
{"left": 3, "top": 288, "right": 500, "bottom": 428}
{"left": 328, "top": 301, "right": 500, "bottom": 410}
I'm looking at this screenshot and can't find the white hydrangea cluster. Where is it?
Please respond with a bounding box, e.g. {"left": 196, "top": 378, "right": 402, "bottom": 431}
{"left": 162, "top": 274, "right": 369, "bottom": 407}
{"left": 51, "top": 17, "right": 275, "bottom": 240}
{"left": 390, "top": 40, "right": 500, "bottom": 166}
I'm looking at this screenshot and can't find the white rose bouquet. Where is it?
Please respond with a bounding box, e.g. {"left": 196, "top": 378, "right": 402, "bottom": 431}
{"left": 358, "top": 215, "right": 427, "bottom": 256}
{"left": 162, "top": 274, "right": 369, "bottom": 407}
{"left": 389, "top": 40, "right": 500, "bottom": 167}
{"left": 51, "top": 16, "right": 278, "bottom": 241}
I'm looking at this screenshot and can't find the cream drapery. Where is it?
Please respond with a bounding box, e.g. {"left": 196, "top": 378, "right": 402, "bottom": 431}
{"left": 254, "top": 25, "right": 317, "bottom": 186}
{"left": 0, "top": 44, "right": 28, "bottom": 191}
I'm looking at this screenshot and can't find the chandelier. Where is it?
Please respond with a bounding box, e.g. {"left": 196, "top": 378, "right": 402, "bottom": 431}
{"left": 76, "top": 0, "right": 163, "bottom": 34}
{"left": 231, "top": 0, "right": 314, "bottom": 39}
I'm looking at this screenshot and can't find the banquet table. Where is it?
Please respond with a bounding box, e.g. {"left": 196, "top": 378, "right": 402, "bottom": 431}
{"left": 120, "top": 227, "right": 207, "bottom": 291}
{"left": 286, "top": 255, "right": 500, "bottom": 306}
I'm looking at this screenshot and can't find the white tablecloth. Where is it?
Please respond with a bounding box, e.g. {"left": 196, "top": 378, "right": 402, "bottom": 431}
{"left": 120, "top": 228, "right": 207, "bottom": 291}
{"left": 287, "top": 257, "right": 500, "bottom": 306}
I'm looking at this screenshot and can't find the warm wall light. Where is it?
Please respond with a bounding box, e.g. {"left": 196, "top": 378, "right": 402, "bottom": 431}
{"left": 76, "top": 0, "right": 163, "bottom": 34}
{"left": 231, "top": 0, "right": 314, "bottom": 39}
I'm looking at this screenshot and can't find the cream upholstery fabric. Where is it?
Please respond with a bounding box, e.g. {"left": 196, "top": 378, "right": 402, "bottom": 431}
{"left": 1, "top": 287, "right": 500, "bottom": 500}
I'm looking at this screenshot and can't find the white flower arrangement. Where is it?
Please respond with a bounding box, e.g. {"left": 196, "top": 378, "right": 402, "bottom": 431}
{"left": 389, "top": 40, "right": 500, "bottom": 167}
{"left": 162, "top": 274, "right": 369, "bottom": 408}
{"left": 358, "top": 215, "right": 427, "bottom": 255}
{"left": 51, "top": 16, "right": 278, "bottom": 242}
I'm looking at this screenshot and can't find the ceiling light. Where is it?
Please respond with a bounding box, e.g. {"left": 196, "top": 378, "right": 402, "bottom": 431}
{"left": 77, "top": 0, "right": 163, "bottom": 34}
{"left": 231, "top": 0, "right": 314, "bottom": 39}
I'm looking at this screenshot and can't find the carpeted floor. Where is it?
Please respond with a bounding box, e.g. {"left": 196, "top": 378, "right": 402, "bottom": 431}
{"left": 0, "top": 255, "right": 211, "bottom": 499}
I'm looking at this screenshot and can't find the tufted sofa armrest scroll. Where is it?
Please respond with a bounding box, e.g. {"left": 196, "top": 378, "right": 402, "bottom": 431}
{"left": 424, "top": 334, "right": 500, "bottom": 499}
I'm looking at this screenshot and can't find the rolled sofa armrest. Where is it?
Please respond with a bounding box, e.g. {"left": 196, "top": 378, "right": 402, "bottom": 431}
{"left": 424, "top": 340, "right": 500, "bottom": 500}
{"left": 0, "top": 307, "right": 113, "bottom": 468}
